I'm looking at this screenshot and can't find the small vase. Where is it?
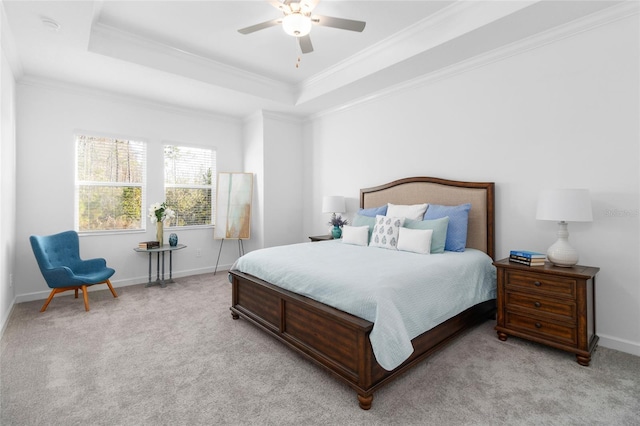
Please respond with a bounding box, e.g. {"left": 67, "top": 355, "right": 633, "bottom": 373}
{"left": 156, "top": 221, "right": 164, "bottom": 245}
{"left": 169, "top": 233, "right": 178, "bottom": 247}
{"left": 331, "top": 226, "right": 342, "bottom": 239}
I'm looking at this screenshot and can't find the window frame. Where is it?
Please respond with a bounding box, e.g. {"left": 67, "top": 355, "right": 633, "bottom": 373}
{"left": 162, "top": 142, "right": 216, "bottom": 229}
{"left": 74, "top": 132, "right": 147, "bottom": 235}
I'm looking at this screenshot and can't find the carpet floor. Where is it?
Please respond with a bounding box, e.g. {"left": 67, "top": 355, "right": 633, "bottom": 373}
{"left": 1, "top": 272, "right": 639, "bottom": 425}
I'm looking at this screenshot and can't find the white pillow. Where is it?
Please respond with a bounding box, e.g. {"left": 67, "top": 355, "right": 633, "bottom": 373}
{"left": 397, "top": 227, "right": 433, "bottom": 255}
{"left": 370, "top": 215, "right": 405, "bottom": 250}
{"left": 387, "top": 203, "right": 428, "bottom": 221}
{"left": 341, "top": 225, "right": 369, "bottom": 246}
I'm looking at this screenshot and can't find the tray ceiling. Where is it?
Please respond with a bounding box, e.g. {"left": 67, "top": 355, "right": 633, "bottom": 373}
{"left": 3, "top": 1, "right": 626, "bottom": 118}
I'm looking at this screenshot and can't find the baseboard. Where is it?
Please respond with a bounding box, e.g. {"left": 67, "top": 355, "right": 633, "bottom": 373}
{"left": 0, "top": 296, "right": 17, "bottom": 341}
{"left": 598, "top": 333, "right": 640, "bottom": 357}
{"left": 13, "top": 263, "right": 233, "bottom": 304}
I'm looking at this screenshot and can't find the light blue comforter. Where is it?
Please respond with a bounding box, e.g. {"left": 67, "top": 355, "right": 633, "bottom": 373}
{"left": 231, "top": 240, "right": 496, "bottom": 370}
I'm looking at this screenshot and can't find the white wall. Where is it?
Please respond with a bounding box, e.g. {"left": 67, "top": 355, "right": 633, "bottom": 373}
{"left": 242, "top": 111, "right": 304, "bottom": 253}
{"left": 0, "top": 3, "right": 18, "bottom": 333}
{"left": 14, "top": 81, "right": 244, "bottom": 301}
{"left": 303, "top": 15, "right": 639, "bottom": 355}
{"left": 242, "top": 112, "right": 265, "bottom": 253}
{"left": 262, "top": 112, "right": 304, "bottom": 246}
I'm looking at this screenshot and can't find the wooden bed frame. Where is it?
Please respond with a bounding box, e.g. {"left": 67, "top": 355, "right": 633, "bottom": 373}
{"left": 229, "top": 177, "right": 495, "bottom": 409}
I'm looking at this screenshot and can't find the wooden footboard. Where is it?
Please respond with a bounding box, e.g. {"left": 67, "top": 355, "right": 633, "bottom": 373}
{"left": 230, "top": 270, "right": 496, "bottom": 409}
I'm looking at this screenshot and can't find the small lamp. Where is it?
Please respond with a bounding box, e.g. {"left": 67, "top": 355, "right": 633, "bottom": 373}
{"left": 322, "top": 196, "right": 345, "bottom": 238}
{"left": 322, "top": 196, "right": 345, "bottom": 222}
{"left": 536, "top": 188, "right": 593, "bottom": 267}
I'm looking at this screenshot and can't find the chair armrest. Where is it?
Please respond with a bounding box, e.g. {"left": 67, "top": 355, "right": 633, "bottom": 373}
{"left": 41, "top": 266, "right": 81, "bottom": 288}
{"left": 75, "top": 258, "right": 108, "bottom": 274}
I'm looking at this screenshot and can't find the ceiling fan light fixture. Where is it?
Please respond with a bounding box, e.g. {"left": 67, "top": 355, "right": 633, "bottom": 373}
{"left": 282, "top": 13, "right": 311, "bottom": 37}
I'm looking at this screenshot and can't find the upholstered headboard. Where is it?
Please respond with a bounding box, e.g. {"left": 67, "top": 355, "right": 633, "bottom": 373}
{"left": 360, "top": 177, "right": 495, "bottom": 259}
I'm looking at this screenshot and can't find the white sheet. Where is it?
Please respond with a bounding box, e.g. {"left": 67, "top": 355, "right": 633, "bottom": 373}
{"left": 231, "top": 240, "right": 496, "bottom": 370}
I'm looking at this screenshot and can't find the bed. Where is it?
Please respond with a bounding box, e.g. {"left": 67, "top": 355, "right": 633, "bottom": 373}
{"left": 228, "top": 176, "right": 496, "bottom": 409}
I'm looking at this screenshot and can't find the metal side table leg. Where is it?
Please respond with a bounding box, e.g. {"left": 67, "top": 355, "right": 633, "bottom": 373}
{"left": 160, "top": 251, "right": 166, "bottom": 288}
{"left": 144, "top": 252, "right": 153, "bottom": 287}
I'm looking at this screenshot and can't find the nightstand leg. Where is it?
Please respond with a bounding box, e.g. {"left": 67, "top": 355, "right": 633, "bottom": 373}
{"left": 497, "top": 331, "right": 508, "bottom": 341}
{"left": 576, "top": 354, "right": 591, "bottom": 366}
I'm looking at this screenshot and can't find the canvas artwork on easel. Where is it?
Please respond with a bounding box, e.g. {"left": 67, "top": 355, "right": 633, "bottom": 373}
{"left": 215, "top": 172, "right": 253, "bottom": 240}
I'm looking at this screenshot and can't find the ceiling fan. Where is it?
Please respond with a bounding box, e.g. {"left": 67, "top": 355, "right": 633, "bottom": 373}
{"left": 237, "top": 0, "right": 366, "bottom": 54}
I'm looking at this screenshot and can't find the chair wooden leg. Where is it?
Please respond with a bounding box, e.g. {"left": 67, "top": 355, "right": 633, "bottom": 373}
{"left": 40, "top": 282, "right": 114, "bottom": 312}
{"left": 105, "top": 279, "right": 118, "bottom": 298}
{"left": 40, "top": 289, "right": 58, "bottom": 312}
{"left": 81, "top": 285, "right": 90, "bottom": 311}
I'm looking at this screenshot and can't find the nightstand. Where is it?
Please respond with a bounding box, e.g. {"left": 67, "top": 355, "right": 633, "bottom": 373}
{"left": 493, "top": 258, "right": 600, "bottom": 366}
{"left": 308, "top": 235, "right": 333, "bottom": 242}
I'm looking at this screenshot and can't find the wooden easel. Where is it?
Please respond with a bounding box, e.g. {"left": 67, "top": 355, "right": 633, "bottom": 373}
{"left": 214, "top": 238, "right": 245, "bottom": 275}
{"left": 214, "top": 172, "right": 253, "bottom": 275}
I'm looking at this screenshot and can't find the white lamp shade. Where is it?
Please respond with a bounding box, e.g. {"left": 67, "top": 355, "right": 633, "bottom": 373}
{"left": 282, "top": 13, "right": 312, "bottom": 37}
{"left": 536, "top": 188, "right": 592, "bottom": 267}
{"left": 322, "top": 196, "right": 345, "bottom": 214}
{"left": 536, "top": 189, "right": 593, "bottom": 222}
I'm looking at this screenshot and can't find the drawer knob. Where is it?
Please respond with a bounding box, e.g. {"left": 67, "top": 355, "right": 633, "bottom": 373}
{"left": 535, "top": 322, "right": 542, "bottom": 328}
{"left": 534, "top": 281, "right": 541, "bottom": 287}
{"left": 534, "top": 302, "right": 541, "bottom": 308}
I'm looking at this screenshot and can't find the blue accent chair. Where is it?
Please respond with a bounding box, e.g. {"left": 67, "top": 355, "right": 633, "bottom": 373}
{"left": 30, "top": 230, "right": 117, "bottom": 312}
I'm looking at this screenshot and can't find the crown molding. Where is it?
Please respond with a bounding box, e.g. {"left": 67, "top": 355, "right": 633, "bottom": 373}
{"left": 18, "top": 75, "right": 242, "bottom": 124}
{"left": 310, "top": 0, "right": 639, "bottom": 120}
{"left": 296, "top": 0, "right": 537, "bottom": 104}
{"left": 262, "top": 110, "right": 304, "bottom": 125}
{"left": 88, "top": 21, "right": 295, "bottom": 105}
{"left": 300, "top": 1, "right": 473, "bottom": 89}
{"left": 242, "top": 109, "right": 304, "bottom": 126}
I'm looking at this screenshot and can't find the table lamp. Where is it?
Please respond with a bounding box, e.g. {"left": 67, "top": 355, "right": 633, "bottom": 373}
{"left": 536, "top": 188, "right": 592, "bottom": 267}
{"left": 322, "top": 196, "right": 345, "bottom": 223}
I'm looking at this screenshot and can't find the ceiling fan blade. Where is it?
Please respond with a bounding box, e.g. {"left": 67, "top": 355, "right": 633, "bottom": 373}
{"left": 298, "top": 35, "right": 314, "bottom": 54}
{"left": 312, "top": 15, "right": 366, "bottom": 32}
{"left": 238, "top": 19, "right": 281, "bottom": 35}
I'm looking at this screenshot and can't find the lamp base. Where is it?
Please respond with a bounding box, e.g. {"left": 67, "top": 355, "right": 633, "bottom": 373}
{"left": 547, "top": 221, "right": 579, "bottom": 267}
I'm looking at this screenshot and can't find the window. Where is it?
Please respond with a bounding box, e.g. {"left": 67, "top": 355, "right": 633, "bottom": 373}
{"left": 75, "top": 134, "right": 146, "bottom": 232}
{"left": 164, "top": 144, "right": 215, "bottom": 227}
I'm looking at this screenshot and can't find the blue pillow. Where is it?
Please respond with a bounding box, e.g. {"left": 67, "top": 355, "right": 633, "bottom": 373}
{"left": 358, "top": 205, "right": 388, "bottom": 217}
{"left": 403, "top": 217, "right": 449, "bottom": 254}
{"left": 423, "top": 203, "right": 471, "bottom": 252}
{"left": 352, "top": 214, "right": 377, "bottom": 242}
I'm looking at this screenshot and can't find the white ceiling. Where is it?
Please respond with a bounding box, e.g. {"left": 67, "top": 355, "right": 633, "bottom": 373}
{"left": 3, "top": 0, "right": 624, "bottom": 118}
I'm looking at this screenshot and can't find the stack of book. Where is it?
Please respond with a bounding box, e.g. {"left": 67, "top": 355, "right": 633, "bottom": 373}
{"left": 509, "top": 250, "right": 546, "bottom": 266}
{"left": 138, "top": 241, "right": 160, "bottom": 249}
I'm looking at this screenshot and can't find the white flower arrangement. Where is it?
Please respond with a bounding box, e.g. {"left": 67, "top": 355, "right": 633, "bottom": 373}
{"left": 148, "top": 202, "right": 176, "bottom": 224}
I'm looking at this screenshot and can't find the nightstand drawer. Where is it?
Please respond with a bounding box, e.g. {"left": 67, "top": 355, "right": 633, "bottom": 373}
{"left": 505, "top": 311, "right": 577, "bottom": 346}
{"left": 505, "top": 270, "right": 576, "bottom": 299}
{"left": 505, "top": 291, "right": 576, "bottom": 321}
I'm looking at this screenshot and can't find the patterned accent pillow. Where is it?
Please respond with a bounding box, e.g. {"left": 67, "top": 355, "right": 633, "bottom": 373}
{"left": 370, "top": 215, "right": 405, "bottom": 250}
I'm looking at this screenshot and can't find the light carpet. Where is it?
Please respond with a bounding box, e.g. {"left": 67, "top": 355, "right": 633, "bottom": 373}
{"left": 1, "top": 272, "right": 639, "bottom": 425}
